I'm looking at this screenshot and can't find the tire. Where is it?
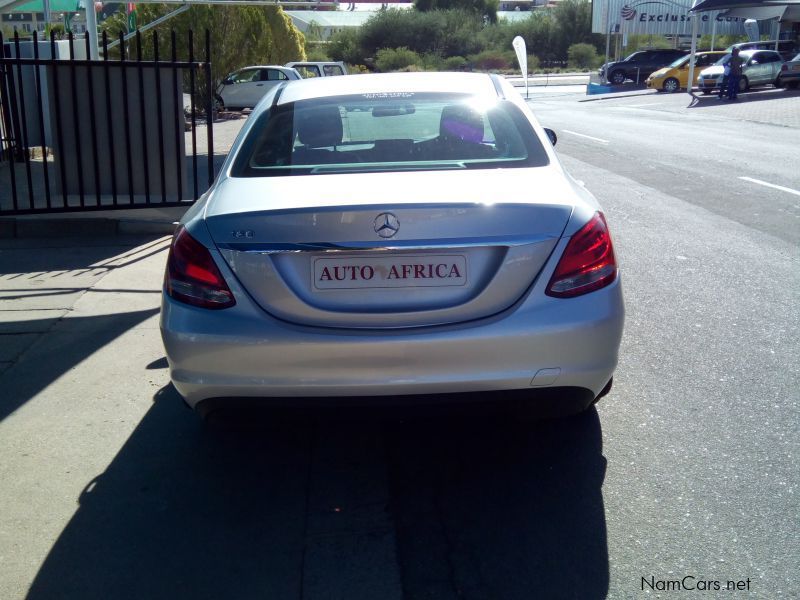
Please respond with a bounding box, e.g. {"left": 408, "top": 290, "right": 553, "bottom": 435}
{"left": 595, "top": 377, "right": 613, "bottom": 403}
{"left": 738, "top": 76, "right": 748, "bottom": 93}
{"left": 789, "top": 80, "right": 800, "bottom": 90}
{"left": 609, "top": 70, "right": 626, "bottom": 85}
{"left": 775, "top": 75, "right": 784, "bottom": 88}
{"left": 663, "top": 77, "right": 680, "bottom": 93}
{"left": 213, "top": 94, "right": 225, "bottom": 112}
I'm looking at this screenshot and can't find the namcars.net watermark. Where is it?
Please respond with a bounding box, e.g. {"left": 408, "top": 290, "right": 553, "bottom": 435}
{"left": 642, "top": 576, "right": 752, "bottom": 593}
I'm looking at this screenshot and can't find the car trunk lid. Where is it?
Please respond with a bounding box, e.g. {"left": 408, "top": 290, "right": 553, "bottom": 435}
{"left": 206, "top": 170, "right": 575, "bottom": 328}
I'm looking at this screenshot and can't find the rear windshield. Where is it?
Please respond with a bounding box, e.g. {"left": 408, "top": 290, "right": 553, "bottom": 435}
{"left": 231, "top": 93, "right": 549, "bottom": 177}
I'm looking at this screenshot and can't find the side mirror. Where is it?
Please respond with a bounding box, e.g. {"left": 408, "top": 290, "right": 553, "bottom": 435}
{"left": 544, "top": 128, "right": 557, "bottom": 146}
{"left": 222, "top": 76, "right": 234, "bottom": 85}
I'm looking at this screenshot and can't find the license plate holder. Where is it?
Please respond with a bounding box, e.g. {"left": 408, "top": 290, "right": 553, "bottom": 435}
{"left": 313, "top": 254, "right": 468, "bottom": 290}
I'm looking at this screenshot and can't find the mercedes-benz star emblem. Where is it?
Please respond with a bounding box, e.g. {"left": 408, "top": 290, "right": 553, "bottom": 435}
{"left": 373, "top": 212, "right": 400, "bottom": 238}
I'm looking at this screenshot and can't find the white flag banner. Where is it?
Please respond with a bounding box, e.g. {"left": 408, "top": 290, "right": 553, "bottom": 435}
{"left": 512, "top": 36, "right": 528, "bottom": 98}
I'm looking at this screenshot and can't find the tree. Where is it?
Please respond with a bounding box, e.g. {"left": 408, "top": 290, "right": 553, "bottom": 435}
{"left": 264, "top": 7, "right": 306, "bottom": 64}
{"left": 358, "top": 9, "right": 483, "bottom": 59}
{"left": 414, "top": 0, "right": 498, "bottom": 24}
{"left": 568, "top": 42, "right": 599, "bottom": 69}
{"left": 552, "top": 0, "right": 600, "bottom": 61}
{"left": 328, "top": 28, "right": 363, "bottom": 65}
{"left": 99, "top": 4, "right": 305, "bottom": 102}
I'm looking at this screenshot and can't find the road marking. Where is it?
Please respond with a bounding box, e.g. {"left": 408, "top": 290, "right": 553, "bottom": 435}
{"left": 562, "top": 130, "right": 610, "bottom": 144}
{"left": 739, "top": 176, "right": 800, "bottom": 198}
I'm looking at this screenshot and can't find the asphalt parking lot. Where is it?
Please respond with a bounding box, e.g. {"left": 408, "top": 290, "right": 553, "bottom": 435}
{"left": 580, "top": 85, "right": 800, "bottom": 128}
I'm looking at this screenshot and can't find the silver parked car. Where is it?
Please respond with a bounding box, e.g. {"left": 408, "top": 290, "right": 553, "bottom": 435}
{"left": 697, "top": 50, "right": 785, "bottom": 94}
{"left": 777, "top": 52, "right": 800, "bottom": 89}
{"left": 161, "top": 72, "right": 625, "bottom": 417}
{"left": 216, "top": 65, "right": 301, "bottom": 110}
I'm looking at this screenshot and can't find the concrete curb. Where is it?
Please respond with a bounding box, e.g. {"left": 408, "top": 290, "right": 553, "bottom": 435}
{"left": 0, "top": 216, "right": 178, "bottom": 239}
{"left": 0, "top": 206, "right": 187, "bottom": 238}
{"left": 579, "top": 89, "right": 659, "bottom": 102}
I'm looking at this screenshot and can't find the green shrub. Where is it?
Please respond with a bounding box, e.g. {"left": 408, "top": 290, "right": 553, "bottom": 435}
{"left": 443, "top": 55, "right": 469, "bottom": 70}
{"left": 623, "top": 34, "right": 671, "bottom": 53}
{"left": 697, "top": 34, "right": 747, "bottom": 51}
{"left": 328, "top": 28, "right": 363, "bottom": 65}
{"left": 305, "top": 45, "right": 330, "bottom": 62}
{"left": 468, "top": 49, "right": 513, "bottom": 71}
{"left": 360, "top": 9, "right": 482, "bottom": 58}
{"left": 375, "top": 47, "right": 423, "bottom": 72}
{"left": 567, "top": 42, "right": 599, "bottom": 69}
{"left": 347, "top": 64, "right": 371, "bottom": 74}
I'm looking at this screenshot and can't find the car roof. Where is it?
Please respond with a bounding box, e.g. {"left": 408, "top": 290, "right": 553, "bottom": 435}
{"left": 286, "top": 61, "right": 345, "bottom": 66}
{"left": 740, "top": 49, "right": 778, "bottom": 57}
{"left": 236, "top": 65, "right": 296, "bottom": 71}
{"left": 276, "top": 72, "right": 501, "bottom": 105}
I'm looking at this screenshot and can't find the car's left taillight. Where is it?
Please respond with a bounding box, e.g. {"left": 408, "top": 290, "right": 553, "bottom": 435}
{"left": 165, "top": 226, "right": 235, "bottom": 309}
{"left": 546, "top": 212, "right": 617, "bottom": 299}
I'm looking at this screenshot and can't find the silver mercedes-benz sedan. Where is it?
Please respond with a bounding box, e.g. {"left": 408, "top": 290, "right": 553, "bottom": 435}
{"left": 161, "top": 72, "right": 624, "bottom": 417}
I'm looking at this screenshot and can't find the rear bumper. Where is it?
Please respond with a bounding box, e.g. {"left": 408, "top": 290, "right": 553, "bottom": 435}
{"left": 192, "top": 387, "right": 600, "bottom": 419}
{"left": 160, "top": 273, "right": 624, "bottom": 408}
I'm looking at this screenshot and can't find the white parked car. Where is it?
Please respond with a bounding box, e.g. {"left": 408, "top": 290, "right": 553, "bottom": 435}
{"left": 285, "top": 61, "right": 348, "bottom": 78}
{"left": 697, "top": 50, "right": 785, "bottom": 94}
{"left": 161, "top": 73, "right": 624, "bottom": 419}
{"left": 216, "top": 65, "right": 301, "bottom": 110}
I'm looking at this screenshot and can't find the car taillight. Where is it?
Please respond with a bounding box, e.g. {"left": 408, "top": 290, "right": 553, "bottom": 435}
{"left": 165, "top": 227, "right": 235, "bottom": 309}
{"left": 546, "top": 212, "right": 617, "bottom": 298}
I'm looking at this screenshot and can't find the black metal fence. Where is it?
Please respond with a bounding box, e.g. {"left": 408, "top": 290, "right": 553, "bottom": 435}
{"left": 0, "top": 29, "right": 214, "bottom": 214}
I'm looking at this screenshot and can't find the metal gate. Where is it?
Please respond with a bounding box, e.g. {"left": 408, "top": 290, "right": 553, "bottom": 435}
{"left": 0, "top": 29, "right": 214, "bottom": 214}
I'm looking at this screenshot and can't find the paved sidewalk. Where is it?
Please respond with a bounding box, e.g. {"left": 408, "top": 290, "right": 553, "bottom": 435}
{"left": 573, "top": 85, "right": 800, "bottom": 128}
{"left": 0, "top": 235, "right": 403, "bottom": 600}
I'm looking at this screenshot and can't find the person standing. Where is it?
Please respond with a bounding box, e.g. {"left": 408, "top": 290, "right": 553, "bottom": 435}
{"left": 725, "top": 48, "right": 744, "bottom": 101}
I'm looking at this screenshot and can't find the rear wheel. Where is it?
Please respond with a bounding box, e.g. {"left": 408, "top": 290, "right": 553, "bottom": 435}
{"left": 738, "top": 76, "right": 749, "bottom": 93}
{"left": 609, "top": 70, "right": 626, "bottom": 85}
{"left": 663, "top": 77, "right": 680, "bottom": 93}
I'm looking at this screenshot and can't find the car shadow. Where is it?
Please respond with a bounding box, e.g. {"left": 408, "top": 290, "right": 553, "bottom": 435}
{"left": 687, "top": 86, "right": 800, "bottom": 108}
{"left": 26, "top": 389, "right": 608, "bottom": 599}
{"left": 384, "top": 406, "right": 608, "bottom": 599}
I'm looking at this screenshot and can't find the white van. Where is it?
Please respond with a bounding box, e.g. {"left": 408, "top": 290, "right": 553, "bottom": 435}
{"left": 285, "top": 61, "right": 348, "bottom": 78}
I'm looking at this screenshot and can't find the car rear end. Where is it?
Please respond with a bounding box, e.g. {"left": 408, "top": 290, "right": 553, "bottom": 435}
{"left": 779, "top": 54, "right": 800, "bottom": 88}
{"left": 160, "top": 73, "right": 624, "bottom": 415}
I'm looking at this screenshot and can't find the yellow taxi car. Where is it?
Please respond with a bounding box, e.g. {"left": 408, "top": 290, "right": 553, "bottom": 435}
{"left": 646, "top": 51, "right": 726, "bottom": 93}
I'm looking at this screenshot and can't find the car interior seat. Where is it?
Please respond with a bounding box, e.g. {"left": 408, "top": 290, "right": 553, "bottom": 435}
{"left": 293, "top": 105, "right": 345, "bottom": 164}
{"left": 416, "top": 103, "right": 495, "bottom": 161}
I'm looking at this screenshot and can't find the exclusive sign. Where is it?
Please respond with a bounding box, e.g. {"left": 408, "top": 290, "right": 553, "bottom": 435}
{"left": 592, "top": 0, "right": 747, "bottom": 35}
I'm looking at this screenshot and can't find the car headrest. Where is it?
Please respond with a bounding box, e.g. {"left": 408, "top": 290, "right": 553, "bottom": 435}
{"left": 440, "top": 104, "right": 484, "bottom": 143}
{"left": 295, "top": 106, "right": 343, "bottom": 148}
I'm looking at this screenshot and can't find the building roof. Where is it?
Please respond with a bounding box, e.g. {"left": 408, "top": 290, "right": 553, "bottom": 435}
{"left": 285, "top": 8, "right": 539, "bottom": 28}
{"left": 11, "top": 0, "right": 79, "bottom": 11}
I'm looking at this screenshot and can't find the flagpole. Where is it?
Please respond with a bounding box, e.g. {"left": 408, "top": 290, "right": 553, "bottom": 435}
{"left": 85, "top": 0, "right": 99, "bottom": 60}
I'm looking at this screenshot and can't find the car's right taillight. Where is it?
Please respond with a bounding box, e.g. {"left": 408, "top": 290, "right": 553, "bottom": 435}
{"left": 546, "top": 212, "right": 617, "bottom": 298}
{"left": 165, "top": 226, "right": 235, "bottom": 309}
